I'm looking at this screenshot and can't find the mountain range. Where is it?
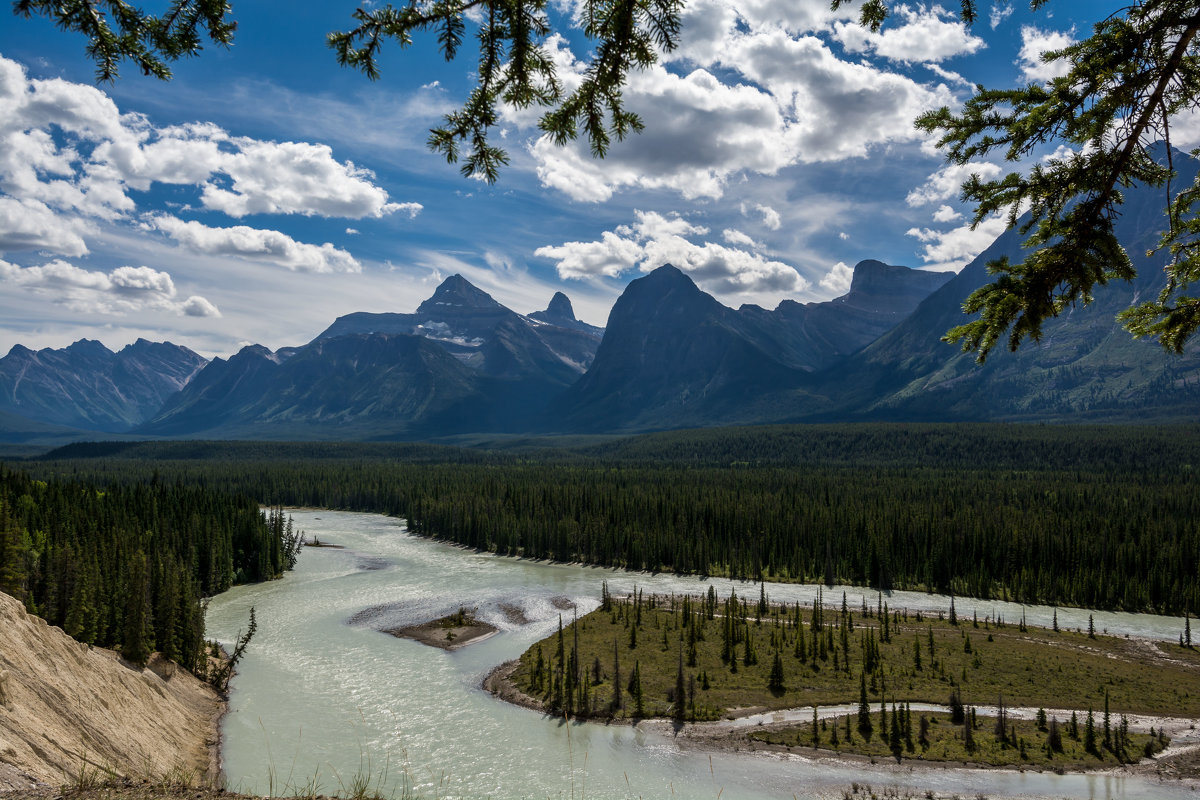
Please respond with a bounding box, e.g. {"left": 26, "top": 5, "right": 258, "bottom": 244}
{"left": 2, "top": 148, "right": 1197, "bottom": 443}
{"left": 0, "top": 338, "right": 206, "bottom": 436}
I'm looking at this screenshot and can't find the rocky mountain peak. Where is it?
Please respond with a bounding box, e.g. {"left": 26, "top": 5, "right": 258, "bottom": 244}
{"left": 543, "top": 292, "right": 576, "bottom": 323}
{"left": 416, "top": 274, "right": 503, "bottom": 314}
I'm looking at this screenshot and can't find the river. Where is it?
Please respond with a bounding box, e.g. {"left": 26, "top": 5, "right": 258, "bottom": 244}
{"left": 205, "top": 510, "right": 1197, "bottom": 799}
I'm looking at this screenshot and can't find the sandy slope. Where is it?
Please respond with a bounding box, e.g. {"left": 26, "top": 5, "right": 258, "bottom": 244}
{"left": 0, "top": 591, "right": 222, "bottom": 793}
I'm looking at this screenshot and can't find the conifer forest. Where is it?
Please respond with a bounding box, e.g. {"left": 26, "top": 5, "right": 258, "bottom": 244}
{"left": 12, "top": 423, "right": 1200, "bottom": 616}
{"left": 0, "top": 465, "right": 300, "bottom": 672}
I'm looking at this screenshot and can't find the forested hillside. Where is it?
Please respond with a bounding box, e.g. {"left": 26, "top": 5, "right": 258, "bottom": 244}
{"left": 21, "top": 424, "right": 1200, "bottom": 615}
{"left": 0, "top": 468, "right": 300, "bottom": 673}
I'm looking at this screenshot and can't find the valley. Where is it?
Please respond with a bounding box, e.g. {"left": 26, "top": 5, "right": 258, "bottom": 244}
{"left": 3, "top": 5, "right": 1199, "bottom": 798}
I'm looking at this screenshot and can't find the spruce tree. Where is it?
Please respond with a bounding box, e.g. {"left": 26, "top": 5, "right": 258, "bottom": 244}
{"left": 631, "top": 661, "right": 645, "bottom": 718}
{"left": 857, "top": 671, "right": 873, "bottom": 740}
{"left": 1048, "top": 716, "right": 1063, "bottom": 753}
{"left": 611, "top": 641, "right": 622, "bottom": 715}
{"left": 768, "top": 649, "right": 785, "bottom": 694}
{"left": 673, "top": 649, "right": 686, "bottom": 722}
{"left": 1103, "top": 690, "right": 1112, "bottom": 751}
{"left": 121, "top": 550, "right": 152, "bottom": 667}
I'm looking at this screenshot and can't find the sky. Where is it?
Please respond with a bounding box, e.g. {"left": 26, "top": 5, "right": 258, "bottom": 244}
{"left": 0, "top": 0, "right": 1148, "bottom": 359}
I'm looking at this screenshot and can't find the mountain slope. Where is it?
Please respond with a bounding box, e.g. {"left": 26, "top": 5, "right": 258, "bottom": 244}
{"left": 140, "top": 334, "right": 500, "bottom": 439}
{"left": 553, "top": 261, "right": 954, "bottom": 433}
{"left": 141, "top": 277, "right": 604, "bottom": 439}
{"left": 815, "top": 147, "right": 1200, "bottom": 421}
{"left": 553, "top": 267, "right": 813, "bottom": 432}
{"left": 317, "top": 275, "right": 603, "bottom": 376}
{"left": 737, "top": 260, "right": 954, "bottom": 373}
{"left": 0, "top": 339, "right": 206, "bottom": 432}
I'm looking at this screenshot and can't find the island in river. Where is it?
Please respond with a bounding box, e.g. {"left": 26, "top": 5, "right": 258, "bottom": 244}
{"left": 488, "top": 585, "right": 1200, "bottom": 774}
{"left": 381, "top": 606, "right": 499, "bottom": 651}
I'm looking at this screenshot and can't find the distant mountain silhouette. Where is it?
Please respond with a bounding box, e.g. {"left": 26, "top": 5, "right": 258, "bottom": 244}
{"left": 0, "top": 338, "right": 205, "bottom": 433}
{"left": 551, "top": 262, "right": 953, "bottom": 432}
{"left": 138, "top": 277, "right": 603, "bottom": 438}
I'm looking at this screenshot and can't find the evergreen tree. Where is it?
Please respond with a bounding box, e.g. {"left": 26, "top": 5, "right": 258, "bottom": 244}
{"left": 857, "top": 671, "right": 873, "bottom": 740}
{"left": 912, "top": 0, "right": 1200, "bottom": 357}
{"left": 121, "top": 550, "right": 152, "bottom": 667}
{"left": 1048, "top": 716, "right": 1063, "bottom": 753}
{"left": 631, "top": 660, "right": 645, "bottom": 717}
{"left": 768, "top": 649, "right": 785, "bottom": 693}
{"left": 673, "top": 648, "right": 686, "bottom": 722}
{"left": 1103, "top": 690, "right": 1112, "bottom": 751}
{"left": 611, "top": 641, "right": 622, "bottom": 715}
{"left": 889, "top": 703, "right": 902, "bottom": 759}
{"left": 948, "top": 689, "right": 965, "bottom": 724}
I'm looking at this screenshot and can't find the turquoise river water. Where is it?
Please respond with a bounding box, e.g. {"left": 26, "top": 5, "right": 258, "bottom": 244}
{"left": 205, "top": 510, "right": 1198, "bottom": 800}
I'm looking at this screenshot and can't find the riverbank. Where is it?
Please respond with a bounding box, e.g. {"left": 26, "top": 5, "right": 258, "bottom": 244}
{"left": 0, "top": 591, "right": 224, "bottom": 793}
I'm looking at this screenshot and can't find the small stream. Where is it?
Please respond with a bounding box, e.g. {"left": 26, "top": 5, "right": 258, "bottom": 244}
{"left": 205, "top": 510, "right": 1198, "bottom": 799}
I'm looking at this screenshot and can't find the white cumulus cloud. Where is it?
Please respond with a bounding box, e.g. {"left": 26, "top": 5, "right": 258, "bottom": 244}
{"left": 742, "top": 202, "right": 782, "bottom": 230}
{"left": 0, "top": 258, "right": 220, "bottom": 316}
{"left": 906, "top": 161, "right": 1003, "bottom": 207}
{"left": 1017, "top": 26, "right": 1076, "bottom": 83}
{"left": 195, "top": 139, "right": 409, "bottom": 219}
{"left": 990, "top": 2, "right": 1014, "bottom": 29}
{"left": 932, "top": 204, "right": 963, "bottom": 222}
{"left": 833, "top": 4, "right": 985, "bottom": 64}
{"left": 147, "top": 215, "right": 362, "bottom": 273}
{"left": 906, "top": 214, "right": 1008, "bottom": 272}
{"left": 722, "top": 228, "right": 761, "bottom": 248}
{"left": 535, "top": 210, "right": 807, "bottom": 295}
{"left": 0, "top": 53, "right": 417, "bottom": 263}
{"left": 0, "top": 197, "right": 92, "bottom": 257}
{"left": 819, "top": 261, "right": 854, "bottom": 294}
{"left": 516, "top": 24, "right": 957, "bottom": 203}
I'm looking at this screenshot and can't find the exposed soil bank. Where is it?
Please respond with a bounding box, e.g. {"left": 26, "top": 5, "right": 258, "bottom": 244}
{"left": 0, "top": 591, "right": 223, "bottom": 793}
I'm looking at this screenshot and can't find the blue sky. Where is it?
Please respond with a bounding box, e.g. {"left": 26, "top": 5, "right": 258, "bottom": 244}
{"left": 0, "top": 0, "right": 1141, "bottom": 358}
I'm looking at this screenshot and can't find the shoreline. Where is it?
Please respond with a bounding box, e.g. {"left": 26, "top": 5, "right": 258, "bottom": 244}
{"left": 481, "top": 660, "right": 1200, "bottom": 780}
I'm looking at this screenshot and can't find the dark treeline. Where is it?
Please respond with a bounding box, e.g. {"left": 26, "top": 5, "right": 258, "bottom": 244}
{"left": 18, "top": 424, "right": 1200, "bottom": 615}
{"left": 0, "top": 466, "right": 300, "bottom": 673}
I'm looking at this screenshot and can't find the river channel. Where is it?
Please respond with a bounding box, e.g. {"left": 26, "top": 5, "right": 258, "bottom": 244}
{"left": 205, "top": 510, "right": 1197, "bottom": 799}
